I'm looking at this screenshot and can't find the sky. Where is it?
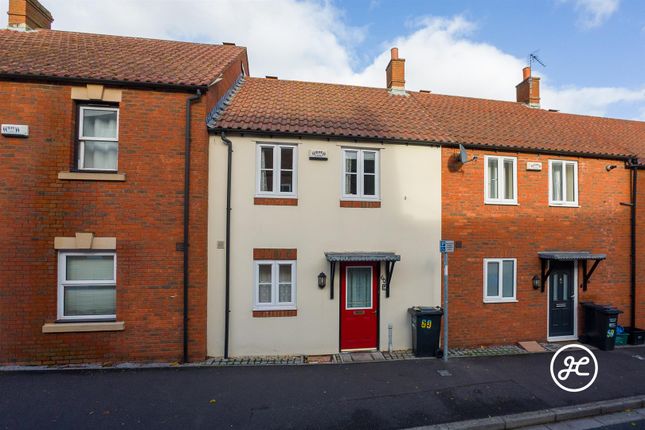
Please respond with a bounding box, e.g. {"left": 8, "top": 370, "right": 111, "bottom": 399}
{"left": 4, "top": 0, "right": 644, "bottom": 121}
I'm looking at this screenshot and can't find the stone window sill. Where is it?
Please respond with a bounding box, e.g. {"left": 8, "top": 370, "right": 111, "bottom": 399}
{"left": 58, "top": 171, "right": 126, "bottom": 182}
{"left": 42, "top": 321, "right": 125, "bottom": 333}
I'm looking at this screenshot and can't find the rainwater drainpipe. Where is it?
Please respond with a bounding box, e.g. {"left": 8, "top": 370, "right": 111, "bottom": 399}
{"left": 627, "top": 159, "right": 642, "bottom": 331}
{"left": 221, "top": 132, "right": 233, "bottom": 359}
{"left": 183, "top": 89, "right": 202, "bottom": 363}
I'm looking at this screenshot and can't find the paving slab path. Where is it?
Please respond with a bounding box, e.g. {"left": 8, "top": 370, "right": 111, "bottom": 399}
{"left": 0, "top": 346, "right": 643, "bottom": 429}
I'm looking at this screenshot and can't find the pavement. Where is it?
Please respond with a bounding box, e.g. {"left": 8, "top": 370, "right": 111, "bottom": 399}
{"left": 0, "top": 345, "right": 643, "bottom": 430}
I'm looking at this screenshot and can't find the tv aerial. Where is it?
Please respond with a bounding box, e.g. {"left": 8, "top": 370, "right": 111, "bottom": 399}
{"left": 458, "top": 144, "right": 478, "bottom": 164}
{"left": 528, "top": 50, "right": 546, "bottom": 74}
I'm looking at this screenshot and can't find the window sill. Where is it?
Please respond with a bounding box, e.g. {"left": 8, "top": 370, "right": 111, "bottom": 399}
{"left": 483, "top": 299, "right": 518, "bottom": 304}
{"left": 484, "top": 201, "right": 518, "bottom": 206}
{"left": 254, "top": 197, "right": 298, "bottom": 206}
{"left": 58, "top": 171, "right": 126, "bottom": 182}
{"left": 42, "top": 321, "right": 125, "bottom": 333}
{"left": 340, "top": 200, "right": 381, "bottom": 208}
{"left": 253, "top": 309, "right": 297, "bottom": 318}
{"left": 549, "top": 203, "right": 580, "bottom": 208}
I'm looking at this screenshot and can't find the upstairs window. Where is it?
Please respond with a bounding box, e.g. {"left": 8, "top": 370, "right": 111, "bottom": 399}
{"left": 58, "top": 252, "right": 116, "bottom": 320}
{"left": 342, "top": 149, "right": 380, "bottom": 200}
{"left": 256, "top": 144, "right": 297, "bottom": 197}
{"left": 549, "top": 160, "right": 578, "bottom": 206}
{"left": 484, "top": 155, "right": 517, "bottom": 205}
{"left": 77, "top": 106, "right": 119, "bottom": 171}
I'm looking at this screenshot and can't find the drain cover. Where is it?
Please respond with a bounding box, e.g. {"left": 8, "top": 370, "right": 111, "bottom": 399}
{"left": 437, "top": 369, "right": 452, "bottom": 377}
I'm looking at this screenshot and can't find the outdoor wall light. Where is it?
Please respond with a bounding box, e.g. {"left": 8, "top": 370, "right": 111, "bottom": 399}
{"left": 318, "top": 272, "right": 327, "bottom": 289}
{"left": 532, "top": 275, "right": 541, "bottom": 290}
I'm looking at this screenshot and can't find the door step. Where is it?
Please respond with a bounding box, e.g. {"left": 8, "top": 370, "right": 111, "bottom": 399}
{"left": 339, "top": 351, "right": 384, "bottom": 363}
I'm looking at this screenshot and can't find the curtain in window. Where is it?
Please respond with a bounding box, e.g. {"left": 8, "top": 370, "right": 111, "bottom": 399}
{"left": 260, "top": 147, "right": 274, "bottom": 192}
{"left": 345, "top": 151, "right": 358, "bottom": 195}
{"left": 503, "top": 159, "right": 514, "bottom": 200}
{"left": 488, "top": 158, "right": 498, "bottom": 199}
{"left": 83, "top": 110, "right": 117, "bottom": 138}
{"left": 346, "top": 267, "right": 371, "bottom": 308}
{"left": 258, "top": 264, "right": 272, "bottom": 303}
{"left": 278, "top": 264, "right": 292, "bottom": 302}
{"left": 565, "top": 163, "right": 575, "bottom": 202}
{"left": 83, "top": 141, "right": 118, "bottom": 170}
{"left": 552, "top": 162, "right": 563, "bottom": 201}
{"left": 64, "top": 285, "right": 116, "bottom": 316}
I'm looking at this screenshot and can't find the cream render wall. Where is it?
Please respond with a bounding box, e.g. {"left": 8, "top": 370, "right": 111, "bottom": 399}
{"left": 207, "top": 134, "right": 442, "bottom": 357}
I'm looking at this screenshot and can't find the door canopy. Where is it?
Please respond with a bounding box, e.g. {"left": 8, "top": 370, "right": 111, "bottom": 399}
{"left": 325, "top": 252, "right": 401, "bottom": 299}
{"left": 538, "top": 252, "right": 606, "bottom": 292}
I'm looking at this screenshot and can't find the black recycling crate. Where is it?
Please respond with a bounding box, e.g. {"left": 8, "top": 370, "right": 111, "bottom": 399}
{"left": 408, "top": 306, "right": 443, "bottom": 357}
{"left": 625, "top": 327, "right": 645, "bottom": 345}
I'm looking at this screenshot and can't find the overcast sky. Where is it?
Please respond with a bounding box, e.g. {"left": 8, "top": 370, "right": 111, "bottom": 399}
{"left": 3, "top": 0, "right": 644, "bottom": 120}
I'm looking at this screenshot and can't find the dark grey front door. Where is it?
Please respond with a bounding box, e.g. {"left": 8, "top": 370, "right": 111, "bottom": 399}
{"left": 549, "top": 261, "right": 575, "bottom": 337}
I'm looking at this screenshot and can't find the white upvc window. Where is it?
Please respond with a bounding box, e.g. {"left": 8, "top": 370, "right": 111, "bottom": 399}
{"left": 256, "top": 144, "right": 297, "bottom": 197}
{"left": 57, "top": 252, "right": 117, "bottom": 320}
{"left": 254, "top": 261, "right": 297, "bottom": 310}
{"left": 484, "top": 155, "right": 517, "bottom": 205}
{"left": 342, "top": 148, "right": 380, "bottom": 200}
{"left": 549, "top": 160, "right": 578, "bottom": 207}
{"left": 77, "top": 106, "right": 119, "bottom": 171}
{"left": 483, "top": 258, "right": 517, "bottom": 303}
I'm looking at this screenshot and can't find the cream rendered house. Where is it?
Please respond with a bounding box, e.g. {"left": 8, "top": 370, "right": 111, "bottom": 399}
{"left": 207, "top": 49, "right": 444, "bottom": 357}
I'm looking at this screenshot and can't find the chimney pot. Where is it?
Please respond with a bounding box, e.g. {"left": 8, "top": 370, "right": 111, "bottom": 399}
{"left": 7, "top": 0, "right": 53, "bottom": 30}
{"left": 386, "top": 47, "right": 405, "bottom": 93}
{"left": 522, "top": 66, "right": 531, "bottom": 80}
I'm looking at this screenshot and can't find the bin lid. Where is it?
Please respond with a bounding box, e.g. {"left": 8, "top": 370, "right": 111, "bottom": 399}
{"left": 408, "top": 306, "right": 443, "bottom": 315}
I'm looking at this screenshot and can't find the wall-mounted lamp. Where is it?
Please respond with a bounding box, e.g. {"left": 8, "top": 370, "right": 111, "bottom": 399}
{"left": 318, "top": 272, "right": 327, "bottom": 289}
{"left": 532, "top": 275, "right": 541, "bottom": 290}
{"left": 606, "top": 165, "right": 618, "bottom": 171}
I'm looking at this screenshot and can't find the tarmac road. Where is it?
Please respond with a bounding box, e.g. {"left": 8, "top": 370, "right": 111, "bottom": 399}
{"left": 0, "top": 345, "right": 643, "bottom": 429}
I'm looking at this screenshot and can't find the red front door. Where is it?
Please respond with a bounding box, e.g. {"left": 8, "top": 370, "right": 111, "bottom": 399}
{"left": 340, "top": 262, "right": 379, "bottom": 350}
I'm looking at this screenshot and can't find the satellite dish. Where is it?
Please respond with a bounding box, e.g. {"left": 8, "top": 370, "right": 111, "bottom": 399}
{"left": 458, "top": 144, "right": 478, "bottom": 164}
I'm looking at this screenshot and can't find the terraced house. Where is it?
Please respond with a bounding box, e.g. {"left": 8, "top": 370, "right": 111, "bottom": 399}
{"left": 1, "top": 0, "right": 643, "bottom": 365}
{"left": 208, "top": 49, "right": 644, "bottom": 357}
{"left": 0, "top": 0, "right": 248, "bottom": 364}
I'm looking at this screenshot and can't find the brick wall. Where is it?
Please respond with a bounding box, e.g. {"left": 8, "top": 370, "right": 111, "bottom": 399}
{"left": 0, "top": 81, "right": 212, "bottom": 365}
{"left": 441, "top": 148, "right": 633, "bottom": 346}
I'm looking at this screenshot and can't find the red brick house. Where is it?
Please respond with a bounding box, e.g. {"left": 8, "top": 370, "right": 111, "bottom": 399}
{"left": 0, "top": 0, "right": 248, "bottom": 364}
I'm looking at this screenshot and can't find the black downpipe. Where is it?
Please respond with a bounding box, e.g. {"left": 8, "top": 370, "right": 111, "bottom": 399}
{"left": 629, "top": 162, "right": 638, "bottom": 330}
{"left": 221, "top": 132, "right": 233, "bottom": 359}
{"left": 183, "top": 90, "right": 202, "bottom": 363}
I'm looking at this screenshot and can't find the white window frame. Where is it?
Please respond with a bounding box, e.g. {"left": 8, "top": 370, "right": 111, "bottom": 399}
{"left": 484, "top": 155, "right": 518, "bottom": 205}
{"left": 57, "top": 251, "right": 117, "bottom": 321}
{"left": 255, "top": 143, "right": 298, "bottom": 197}
{"left": 548, "top": 160, "right": 579, "bottom": 207}
{"left": 345, "top": 265, "right": 374, "bottom": 310}
{"left": 253, "top": 260, "right": 297, "bottom": 310}
{"left": 77, "top": 105, "right": 120, "bottom": 172}
{"left": 341, "top": 148, "right": 380, "bottom": 201}
{"left": 483, "top": 258, "right": 517, "bottom": 303}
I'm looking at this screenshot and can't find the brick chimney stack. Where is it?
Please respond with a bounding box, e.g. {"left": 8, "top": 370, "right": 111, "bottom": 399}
{"left": 7, "top": 0, "right": 53, "bottom": 30}
{"left": 386, "top": 47, "right": 405, "bottom": 93}
{"left": 516, "top": 66, "right": 540, "bottom": 108}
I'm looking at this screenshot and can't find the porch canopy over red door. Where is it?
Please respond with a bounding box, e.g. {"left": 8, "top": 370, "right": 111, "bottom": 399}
{"left": 325, "top": 252, "right": 400, "bottom": 299}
